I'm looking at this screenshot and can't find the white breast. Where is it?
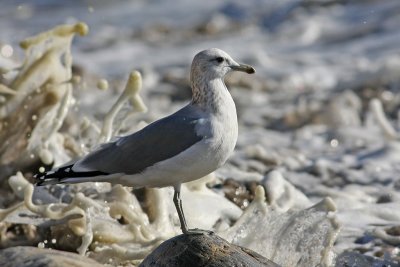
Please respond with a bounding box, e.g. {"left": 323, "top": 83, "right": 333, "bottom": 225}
{"left": 208, "top": 93, "right": 238, "bottom": 167}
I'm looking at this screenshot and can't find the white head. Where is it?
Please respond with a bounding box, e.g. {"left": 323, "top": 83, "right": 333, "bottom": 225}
{"left": 190, "top": 48, "right": 255, "bottom": 108}
{"left": 190, "top": 48, "right": 255, "bottom": 86}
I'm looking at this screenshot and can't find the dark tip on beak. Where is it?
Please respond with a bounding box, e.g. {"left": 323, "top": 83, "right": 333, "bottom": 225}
{"left": 230, "top": 63, "right": 256, "bottom": 74}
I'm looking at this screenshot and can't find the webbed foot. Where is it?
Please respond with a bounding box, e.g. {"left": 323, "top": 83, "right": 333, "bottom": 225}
{"left": 183, "top": 228, "right": 214, "bottom": 235}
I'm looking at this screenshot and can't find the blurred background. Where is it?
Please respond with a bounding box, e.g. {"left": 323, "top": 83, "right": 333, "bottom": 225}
{"left": 2, "top": 0, "right": 399, "bottom": 86}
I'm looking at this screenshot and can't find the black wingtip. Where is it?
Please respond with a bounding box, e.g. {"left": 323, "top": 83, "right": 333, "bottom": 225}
{"left": 33, "top": 172, "right": 42, "bottom": 183}
{"left": 34, "top": 172, "right": 51, "bottom": 186}
{"left": 33, "top": 164, "right": 110, "bottom": 186}
{"left": 33, "top": 166, "right": 66, "bottom": 186}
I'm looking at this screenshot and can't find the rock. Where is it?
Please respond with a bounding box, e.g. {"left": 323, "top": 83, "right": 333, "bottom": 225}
{"left": 222, "top": 178, "right": 259, "bottom": 209}
{"left": 335, "top": 251, "right": 400, "bottom": 267}
{"left": 0, "top": 246, "right": 103, "bottom": 267}
{"left": 140, "top": 232, "right": 280, "bottom": 267}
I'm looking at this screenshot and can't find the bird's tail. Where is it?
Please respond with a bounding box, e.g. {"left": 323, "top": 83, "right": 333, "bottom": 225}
{"left": 35, "top": 164, "right": 109, "bottom": 186}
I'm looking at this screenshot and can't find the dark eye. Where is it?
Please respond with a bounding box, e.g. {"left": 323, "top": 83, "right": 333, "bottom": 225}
{"left": 215, "top": 57, "right": 224, "bottom": 63}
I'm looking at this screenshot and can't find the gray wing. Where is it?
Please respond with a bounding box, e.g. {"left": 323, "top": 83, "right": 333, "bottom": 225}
{"left": 75, "top": 105, "right": 206, "bottom": 175}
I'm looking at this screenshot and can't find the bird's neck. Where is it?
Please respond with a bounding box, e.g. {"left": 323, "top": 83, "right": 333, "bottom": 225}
{"left": 191, "top": 78, "right": 235, "bottom": 115}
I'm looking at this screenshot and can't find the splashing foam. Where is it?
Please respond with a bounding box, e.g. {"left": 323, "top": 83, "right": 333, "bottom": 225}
{"left": 220, "top": 184, "right": 340, "bottom": 267}
{"left": 1, "top": 171, "right": 340, "bottom": 266}
{"left": 0, "top": 22, "right": 89, "bottom": 179}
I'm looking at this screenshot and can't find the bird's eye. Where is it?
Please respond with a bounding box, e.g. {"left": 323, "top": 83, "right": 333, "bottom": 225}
{"left": 215, "top": 57, "right": 224, "bottom": 63}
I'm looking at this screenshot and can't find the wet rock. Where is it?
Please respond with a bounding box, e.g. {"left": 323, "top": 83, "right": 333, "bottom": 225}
{"left": 354, "top": 233, "right": 375, "bottom": 244}
{"left": 140, "top": 232, "right": 280, "bottom": 267}
{"left": 222, "top": 178, "right": 260, "bottom": 209}
{"left": 0, "top": 246, "right": 103, "bottom": 267}
{"left": 386, "top": 225, "right": 400, "bottom": 236}
{"left": 0, "top": 223, "right": 39, "bottom": 248}
{"left": 49, "top": 224, "right": 82, "bottom": 252}
{"left": 32, "top": 186, "right": 60, "bottom": 204}
{"left": 376, "top": 194, "right": 393, "bottom": 204}
{"left": 335, "top": 251, "right": 400, "bottom": 267}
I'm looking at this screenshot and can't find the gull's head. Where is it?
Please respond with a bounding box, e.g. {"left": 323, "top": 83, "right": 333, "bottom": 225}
{"left": 190, "top": 48, "right": 255, "bottom": 83}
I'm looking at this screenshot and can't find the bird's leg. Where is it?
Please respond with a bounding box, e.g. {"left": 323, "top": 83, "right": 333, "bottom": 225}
{"left": 173, "top": 185, "right": 189, "bottom": 234}
{"left": 173, "top": 184, "right": 213, "bottom": 235}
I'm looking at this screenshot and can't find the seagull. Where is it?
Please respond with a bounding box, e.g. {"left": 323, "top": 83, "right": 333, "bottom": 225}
{"left": 35, "top": 48, "right": 255, "bottom": 234}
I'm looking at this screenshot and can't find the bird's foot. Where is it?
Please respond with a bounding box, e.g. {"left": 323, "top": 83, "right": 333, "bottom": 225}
{"left": 183, "top": 228, "right": 214, "bottom": 235}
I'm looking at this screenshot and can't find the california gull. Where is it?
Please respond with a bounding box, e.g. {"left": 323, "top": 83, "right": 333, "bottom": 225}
{"left": 36, "top": 48, "right": 255, "bottom": 234}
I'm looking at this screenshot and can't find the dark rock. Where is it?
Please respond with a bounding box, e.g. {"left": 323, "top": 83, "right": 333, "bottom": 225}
{"left": 140, "top": 232, "right": 280, "bottom": 267}
{"left": 0, "top": 246, "right": 103, "bottom": 267}
{"left": 376, "top": 194, "right": 392, "bottom": 204}
{"left": 385, "top": 225, "right": 400, "bottom": 236}
{"left": 354, "top": 233, "right": 375, "bottom": 244}
{"left": 335, "top": 251, "right": 400, "bottom": 267}
{"left": 221, "top": 178, "right": 260, "bottom": 209}
{"left": 32, "top": 186, "right": 60, "bottom": 204}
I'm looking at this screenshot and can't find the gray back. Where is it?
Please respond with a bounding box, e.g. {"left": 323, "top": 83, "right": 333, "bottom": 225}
{"left": 78, "top": 105, "right": 206, "bottom": 175}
